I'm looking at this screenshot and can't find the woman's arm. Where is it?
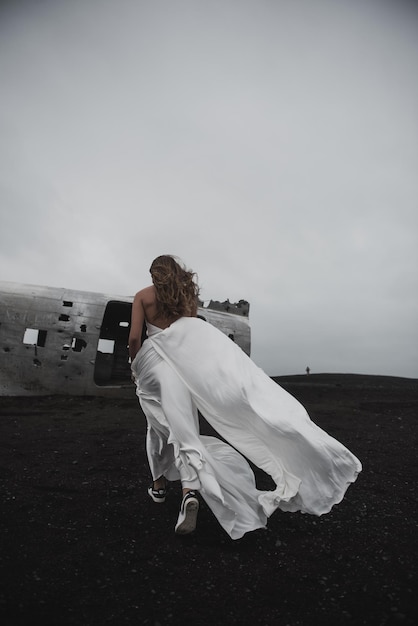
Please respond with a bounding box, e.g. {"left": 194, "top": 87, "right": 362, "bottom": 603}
{"left": 129, "top": 291, "right": 145, "bottom": 361}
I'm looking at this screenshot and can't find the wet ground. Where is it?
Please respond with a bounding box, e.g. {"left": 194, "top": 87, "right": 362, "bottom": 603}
{"left": 0, "top": 374, "right": 417, "bottom": 625}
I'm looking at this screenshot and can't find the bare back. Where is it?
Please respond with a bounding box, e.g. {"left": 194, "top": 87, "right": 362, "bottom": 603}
{"left": 128, "top": 285, "right": 196, "bottom": 360}
{"left": 140, "top": 285, "right": 173, "bottom": 329}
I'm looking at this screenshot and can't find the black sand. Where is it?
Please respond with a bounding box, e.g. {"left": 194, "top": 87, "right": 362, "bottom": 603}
{"left": 0, "top": 374, "right": 417, "bottom": 625}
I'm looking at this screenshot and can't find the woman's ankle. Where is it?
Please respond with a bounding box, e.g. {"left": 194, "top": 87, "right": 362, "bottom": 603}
{"left": 182, "top": 487, "right": 197, "bottom": 497}
{"left": 153, "top": 476, "right": 166, "bottom": 490}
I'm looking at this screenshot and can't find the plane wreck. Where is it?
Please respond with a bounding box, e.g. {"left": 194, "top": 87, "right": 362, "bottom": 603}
{"left": 0, "top": 281, "right": 250, "bottom": 396}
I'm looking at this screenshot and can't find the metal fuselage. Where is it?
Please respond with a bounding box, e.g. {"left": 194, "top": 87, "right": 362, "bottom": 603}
{"left": 0, "top": 282, "right": 250, "bottom": 396}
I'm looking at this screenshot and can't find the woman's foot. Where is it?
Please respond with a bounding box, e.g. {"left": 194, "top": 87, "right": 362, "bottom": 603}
{"left": 174, "top": 491, "right": 199, "bottom": 534}
{"left": 147, "top": 477, "right": 167, "bottom": 503}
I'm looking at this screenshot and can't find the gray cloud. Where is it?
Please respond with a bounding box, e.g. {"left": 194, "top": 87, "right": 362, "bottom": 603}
{"left": 1, "top": 0, "right": 417, "bottom": 377}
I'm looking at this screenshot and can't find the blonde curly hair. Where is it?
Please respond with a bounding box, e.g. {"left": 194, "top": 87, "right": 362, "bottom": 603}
{"left": 149, "top": 255, "right": 199, "bottom": 321}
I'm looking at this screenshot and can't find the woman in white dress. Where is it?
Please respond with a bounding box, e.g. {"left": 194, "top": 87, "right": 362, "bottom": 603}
{"left": 129, "top": 255, "right": 361, "bottom": 540}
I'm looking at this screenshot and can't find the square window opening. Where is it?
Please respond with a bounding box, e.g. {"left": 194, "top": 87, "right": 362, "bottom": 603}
{"left": 23, "top": 328, "right": 47, "bottom": 347}
{"left": 97, "top": 338, "right": 115, "bottom": 354}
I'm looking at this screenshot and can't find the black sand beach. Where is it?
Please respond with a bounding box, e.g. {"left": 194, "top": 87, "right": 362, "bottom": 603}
{"left": 1, "top": 374, "right": 417, "bottom": 625}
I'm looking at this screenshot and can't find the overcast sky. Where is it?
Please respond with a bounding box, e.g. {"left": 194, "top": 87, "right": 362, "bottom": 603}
{"left": 1, "top": 0, "right": 417, "bottom": 378}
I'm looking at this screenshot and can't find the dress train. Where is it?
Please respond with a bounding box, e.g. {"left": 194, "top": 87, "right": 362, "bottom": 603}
{"left": 132, "top": 317, "right": 361, "bottom": 539}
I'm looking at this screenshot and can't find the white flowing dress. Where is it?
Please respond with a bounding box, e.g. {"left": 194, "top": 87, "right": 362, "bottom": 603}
{"left": 131, "top": 317, "right": 361, "bottom": 540}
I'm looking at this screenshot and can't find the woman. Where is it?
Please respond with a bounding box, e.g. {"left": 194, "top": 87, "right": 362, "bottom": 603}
{"left": 129, "top": 255, "right": 361, "bottom": 540}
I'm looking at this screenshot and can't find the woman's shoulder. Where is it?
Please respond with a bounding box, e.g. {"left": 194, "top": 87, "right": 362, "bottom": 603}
{"left": 134, "top": 285, "right": 155, "bottom": 301}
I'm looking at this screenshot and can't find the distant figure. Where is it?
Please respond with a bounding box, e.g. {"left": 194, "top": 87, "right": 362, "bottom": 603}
{"left": 129, "top": 255, "right": 362, "bottom": 540}
{"left": 306, "top": 366, "right": 310, "bottom": 376}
